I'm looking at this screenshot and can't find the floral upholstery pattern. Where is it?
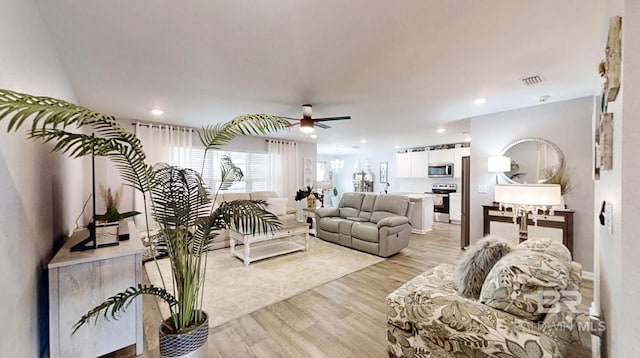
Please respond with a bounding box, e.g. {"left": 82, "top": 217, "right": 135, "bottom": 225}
{"left": 386, "top": 250, "right": 582, "bottom": 358}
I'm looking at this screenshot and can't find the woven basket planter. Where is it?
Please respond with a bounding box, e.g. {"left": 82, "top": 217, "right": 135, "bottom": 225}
{"left": 159, "top": 311, "right": 209, "bottom": 358}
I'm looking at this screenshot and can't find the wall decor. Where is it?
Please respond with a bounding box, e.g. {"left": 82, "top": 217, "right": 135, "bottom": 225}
{"left": 303, "top": 157, "right": 313, "bottom": 188}
{"left": 593, "top": 126, "right": 601, "bottom": 180}
{"left": 380, "top": 162, "right": 388, "bottom": 183}
{"left": 601, "top": 16, "right": 622, "bottom": 102}
{"left": 599, "top": 113, "right": 613, "bottom": 171}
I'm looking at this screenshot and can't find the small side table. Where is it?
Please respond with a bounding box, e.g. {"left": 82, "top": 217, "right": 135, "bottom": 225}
{"left": 302, "top": 207, "right": 317, "bottom": 236}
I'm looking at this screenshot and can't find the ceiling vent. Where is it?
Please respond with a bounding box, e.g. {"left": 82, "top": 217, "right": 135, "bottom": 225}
{"left": 521, "top": 75, "right": 544, "bottom": 86}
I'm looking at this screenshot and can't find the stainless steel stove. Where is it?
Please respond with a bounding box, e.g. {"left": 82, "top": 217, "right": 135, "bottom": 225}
{"left": 426, "top": 183, "right": 457, "bottom": 223}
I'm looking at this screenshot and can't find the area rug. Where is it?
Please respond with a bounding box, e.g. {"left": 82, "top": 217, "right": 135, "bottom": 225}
{"left": 144, "top": 236, "right": 384, "bottom": 328}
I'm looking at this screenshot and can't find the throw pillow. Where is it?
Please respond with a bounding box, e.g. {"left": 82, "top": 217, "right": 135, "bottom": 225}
{"left": 479, "top": 249, "right": 572, "bottom": 321}
{"left": 266, "top": 197, "right": 287, "bottom": 216}
{"left": 515, "top": 237, "right": 572, "bottom": 262}
{"left": 454, "top": 235, "right": 513, "bottom": 298}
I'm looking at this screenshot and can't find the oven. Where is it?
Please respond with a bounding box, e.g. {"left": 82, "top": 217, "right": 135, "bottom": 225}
{"left": 427, "top": 183, "right": 457, "bottom": 223}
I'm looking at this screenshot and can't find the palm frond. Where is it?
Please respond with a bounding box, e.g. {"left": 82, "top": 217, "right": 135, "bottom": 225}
{"left": 0, "top": 89, "right": 153, "bottom": 193}
{"left": 72, "top": 284, "right": 177, "bottom": 334}
{"left": 218, "top": 154, "right": 244, "bottom": 191}
{"left": 151, "top": 164, "right": 212, "bottom": 228}
{"left": 197, "top": 114, "right": 290, "bottom": 152}
{"left": 215, "top": 199, "right": 282, "bottom": 236}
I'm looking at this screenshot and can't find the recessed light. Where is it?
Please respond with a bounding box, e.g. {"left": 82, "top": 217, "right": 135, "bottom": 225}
{"left": 464, "top": 137, "right": 472, "bottom": 142}
{"left": 151, "top": 109, "right": 164, "bottom": 116}
{"left": 310, "top": 134, "right": 317, "bottom": 139}
{"left": 394, "top": 145, "right": 400, "bottom": 149}
{"left": 473, "top": 98, "right": 487, "bottom": 105}
{"left": 360, "top": 139, "right": 367, "bottom": 144}
{"left": 437, "top": 128, "right": 446, "bottom": 134}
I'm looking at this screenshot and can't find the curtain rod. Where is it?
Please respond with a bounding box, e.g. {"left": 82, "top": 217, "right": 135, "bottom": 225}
{"left": 131, "top": 121, "right": 195, "bottom": 131}
{"left": 265, "top": 139, "right": 297, "bottom": 145}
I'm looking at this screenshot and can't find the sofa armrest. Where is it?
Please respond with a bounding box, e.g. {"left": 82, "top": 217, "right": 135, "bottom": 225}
{"left": 315, "top": 207, "right": 339, "bottom": 218}
{"left": 376, "top": 216, "right": 409, "bottom": 228}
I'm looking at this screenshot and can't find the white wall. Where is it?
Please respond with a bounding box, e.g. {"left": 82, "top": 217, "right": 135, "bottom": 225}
{"left": 0, "top": 0, "right": 81, "bottom": 356}
{"left": 469, "top": 97, "right": 595, "bottom": 271}
{"left": 596, "top": 1, "right": 640, "bottom": 356}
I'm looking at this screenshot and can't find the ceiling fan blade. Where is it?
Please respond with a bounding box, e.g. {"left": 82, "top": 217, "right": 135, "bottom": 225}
{"left": 313, "top": 116, "right": 351, "bottom": 122}
{"left": 278, "top": 116, "right": 301, "bottom": 121}
{"left": 315, "top": 122, "right": 331, "bottom": 129}
{"left": 288, "top": 122, "right": 300, "bottom": 127}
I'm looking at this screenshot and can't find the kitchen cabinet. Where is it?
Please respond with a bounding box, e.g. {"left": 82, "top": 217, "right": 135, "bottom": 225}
{"left": 449, "top": 193, "right": 461, "bottom": 222}
{"left": 410, "top": 150, "right": 428, "bottom": 178}
{"left": 395, "top": 152, "right": 411, "bottom": 178}
{"left": 482, "top": 205, "right": 574, "bottom": 254}
{"left": 454, "top": 146, "right": 471, "bottom": 178}
{"left": 396, "top": 150, "right": 428, "bottom": 178}
{"left": 428, "top": 149, "right": 455, "bottom": 165}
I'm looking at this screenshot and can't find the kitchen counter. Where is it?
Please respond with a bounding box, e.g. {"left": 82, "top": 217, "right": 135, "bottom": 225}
{"left": 393, "top": 192, "right": 434, "bottom": 234}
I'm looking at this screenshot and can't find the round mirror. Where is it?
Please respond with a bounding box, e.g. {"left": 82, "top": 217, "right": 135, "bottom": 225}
{"left": 499, "top": 137, "right": 565, "bottom": 184}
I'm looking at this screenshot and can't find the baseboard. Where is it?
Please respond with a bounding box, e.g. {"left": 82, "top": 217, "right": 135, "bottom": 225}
{"left": 412, "top": 228, "right": 432, "bottom": 234}
{"left": 582, "top": 271, "right": 594, "bottom": 281}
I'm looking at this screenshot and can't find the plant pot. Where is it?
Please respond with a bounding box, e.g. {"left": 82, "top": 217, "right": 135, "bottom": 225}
{"left": 159, "top": 311, "right": 209, "bottom": 358}
{"left": 95, "top": 222, "right": 119, "bottom": 245}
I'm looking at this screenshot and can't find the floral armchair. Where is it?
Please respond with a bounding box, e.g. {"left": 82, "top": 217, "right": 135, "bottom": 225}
{"left": 386, "top": 240, "right": 582, "bottom": 358}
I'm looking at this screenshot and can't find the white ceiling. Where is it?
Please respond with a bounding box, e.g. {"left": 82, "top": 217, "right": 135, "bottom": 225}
{"left": 35, "top": 0, "right": 604, "bottom": 155}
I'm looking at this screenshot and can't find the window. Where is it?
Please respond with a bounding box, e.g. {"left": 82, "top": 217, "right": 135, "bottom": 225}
{"left": 191, "top": 148, "right": 271, "bottom": 193}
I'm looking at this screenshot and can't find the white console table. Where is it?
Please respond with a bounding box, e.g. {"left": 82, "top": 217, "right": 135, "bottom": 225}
{"left": 48, "top": 221, "right": 144, "bottom": 357}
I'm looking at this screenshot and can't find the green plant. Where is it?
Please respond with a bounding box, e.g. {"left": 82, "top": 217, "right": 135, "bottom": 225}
{"left": 543, "top": 167, "right": 574, "bottom": 195}
{"left": 0, "top": 88, "right": 290, "bottom": 334}
{"left": 95, "top": 185, "right": 140, "bottom": 223}
{"left": 332, "top": 187, "right": 338, "bottom": 196}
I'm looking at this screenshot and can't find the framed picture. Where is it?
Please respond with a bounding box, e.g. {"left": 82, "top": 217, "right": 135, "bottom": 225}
{"left": 380, "top": 162, "right": 388, "bottom": 183}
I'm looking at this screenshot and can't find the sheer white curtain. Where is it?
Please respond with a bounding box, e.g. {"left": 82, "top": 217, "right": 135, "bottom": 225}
{"left": 267, "top": 140, "right": 299, "bottom": 206}
{"left": 134, "top": 122, "right": 194, "bottom": 228}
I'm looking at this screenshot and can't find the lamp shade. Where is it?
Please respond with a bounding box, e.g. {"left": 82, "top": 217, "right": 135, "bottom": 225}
{"left": 487, "top": 156, "right": 511, "bottom": 173}
{"left": 494, "top": 184, "right": 561, "bottom": 206}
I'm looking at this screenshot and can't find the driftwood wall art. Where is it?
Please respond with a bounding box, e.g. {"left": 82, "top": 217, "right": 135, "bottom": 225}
{"left": 595, "top": 16, "right": 621, "bottom": 177}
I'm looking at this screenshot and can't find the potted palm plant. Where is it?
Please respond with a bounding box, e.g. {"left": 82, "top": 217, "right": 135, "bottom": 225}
{"left": 0, "top": 89, "right": 290, "bottom": 357}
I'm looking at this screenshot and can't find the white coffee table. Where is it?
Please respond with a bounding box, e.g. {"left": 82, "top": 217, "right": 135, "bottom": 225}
{"left": 229, "top": 222, "right": 309, "bottom": 266}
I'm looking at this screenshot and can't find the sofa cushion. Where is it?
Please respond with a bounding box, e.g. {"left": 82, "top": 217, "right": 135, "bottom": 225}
{"left": 220, "top": 192, "right": 251, "bottom": 202}
{"left": 370, "top": 195, "right": 409, "bottom": 223}
{"left": 358, "top": 194, "right": 376, "bottom": 220}
{"left": 318, "top": 217, "right": 348, "bottom": 233}
{"left": 250, "top": 191, "right": 278, "bottom": 201}
{"left": 266, "top": 197, "right": 288, "bottom": 216}
{"left": 454, "top": 235, "right": 513, "bottom": 298}
{"left": 480, "top": 246, "right": 572, "bottom": 321}
{"left": 338, "top": 193, "right": 365, "bottom": 219}
{"left": 351, "top": 221, "right": 379, "bottom": 243}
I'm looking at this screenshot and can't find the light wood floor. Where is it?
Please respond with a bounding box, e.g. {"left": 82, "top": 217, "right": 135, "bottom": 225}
{"left": 104, "top": 223, "right": 592, "bottom": 357}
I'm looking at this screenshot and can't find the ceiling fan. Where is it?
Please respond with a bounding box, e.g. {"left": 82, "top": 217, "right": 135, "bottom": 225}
{"left": 281, "top": 104, "right": 351, "bottom": 133}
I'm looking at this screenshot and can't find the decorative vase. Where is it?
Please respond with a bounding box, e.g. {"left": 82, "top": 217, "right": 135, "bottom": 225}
{"left": 159, "top": 311, "right": 209, "bottom": 358}
{"left": 306, "top": 194, "right": 316, "bottom": 209}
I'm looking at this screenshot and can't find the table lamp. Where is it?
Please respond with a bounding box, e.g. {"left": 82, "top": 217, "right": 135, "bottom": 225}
{"left": 488, "top": 156, "right": 512, "bottom": 184}
{"left": 494, "top": 184, "right": 561, "bottom": 242}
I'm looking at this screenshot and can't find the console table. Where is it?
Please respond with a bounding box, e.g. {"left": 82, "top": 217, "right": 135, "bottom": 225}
{"left": 482, "top": 205, "right": 574, "bottom": 254}
{"left": 48, "top": 221, "right": 144, "bottom": 357}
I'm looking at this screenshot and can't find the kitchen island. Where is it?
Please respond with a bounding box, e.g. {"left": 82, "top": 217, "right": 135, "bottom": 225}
{"left": 395, "top": 192, "right": 434, "bottom": 234}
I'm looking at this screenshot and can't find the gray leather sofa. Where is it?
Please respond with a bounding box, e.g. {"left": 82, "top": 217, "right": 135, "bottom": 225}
{"left": 315, "top": 193, "right": 414, "bottom": 257}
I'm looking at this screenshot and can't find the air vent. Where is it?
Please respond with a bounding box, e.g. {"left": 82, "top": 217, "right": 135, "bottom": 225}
{"left": 521, "top": 75, "right": 544, "bottom": 86}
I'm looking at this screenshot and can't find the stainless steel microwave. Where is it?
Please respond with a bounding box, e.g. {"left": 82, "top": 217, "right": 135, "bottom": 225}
{"left": 428, "top": 163, "right": 454, "bottom": 178}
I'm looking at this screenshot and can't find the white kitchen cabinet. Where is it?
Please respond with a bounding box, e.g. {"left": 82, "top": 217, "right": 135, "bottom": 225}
{"left": 454, "top": 146, "right": 471, "bottom": 178}
{"left": 410, "top": 150, "right": 428, "bottom": 178}
{"left": 449, "top": 193, "right": 461, "bottom": 222}
{"left": 428, "top": 149, "right": 455, "bottom": 164}
{"left": 395, "top": 152, "right": 411, "bottom": 178}
{"left": 396, "top": 150, "right": 428, "bottom": 178}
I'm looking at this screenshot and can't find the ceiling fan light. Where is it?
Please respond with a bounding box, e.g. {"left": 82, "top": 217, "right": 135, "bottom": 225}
{"left": 300, "top": 124, "right": 314, "bottom": 133}
{"left": 302, "top": 104, "right": 312, "bottom": 117}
